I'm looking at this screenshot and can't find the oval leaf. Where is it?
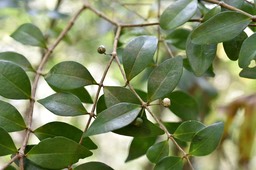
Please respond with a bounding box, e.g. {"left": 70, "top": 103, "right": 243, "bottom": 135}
{"left": 160, "top": 0, "right": 198, "bottom": 30}
{"left": 27, "top": 137, "right": 92, "bottom": 169}
{"left": 84, "top": 103, "right": 141, "bottom": 137}
{"left": 45, "top": 61, "right": 96, "bottom": 90}
{"left": 154, "top": 156, "right": 183, "bottom": 170}
{"left": 0, "top": 60, "right": 31, "bottom": 99}
{"left": 239, "top": 67, "right": 256, "bottom": 79}
{"left": 148, "top": 57, "right": 183, "bottom": 102}
{"left": 38, "top": 93, "right": 87, "bottom": 116}
{"left": 146, "top": 141, "right": 169, "bottom": 163}
{"left": 189, "top": 122, "right": 224, "bottom": 156}
{"left": 11, "top": 23, "right": 46, "bottom": 48}
{"left": 0, "top": 100, "right": 26, "bottom": 132}
{"left": 166, "top": 28, "right": 191, "bottom": 50}
{"left": 74, "top": 162, "right": 113, "bottom": 170}
{"left": 191, "top": 11, "right": 251, "bottom": 44}
{"left": 0, "top": 127, "right": 17, "bottom": 156}
{"left": 122, "top": 36, "right": 157, "bottom": 80}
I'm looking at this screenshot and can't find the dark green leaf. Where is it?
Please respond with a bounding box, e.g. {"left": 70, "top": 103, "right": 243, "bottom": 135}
{"left": 96, "top": 95, "right": 107, "bottom": 114}
{"left": 154, "top": 156, "right": 183, "bottom": 170}
{"left": 122, "top": 36, "right": 157, "bottom": 80}
{"left": 45, "top": 61, "right": 96, "bottom": 90}
{"left": 0, "top": 127, "right": 17, "bottom": 156}
{"left": 84, "top": 103, "right": 141, "bottom": 136}
{"left": 189, "top": 122, "right": 224, "bottom": 156}
{"left": 0, "top": 60, "right": 31, "bottom": 99}
{"left": 4, "top": 165, "right": 16, "bottom": 170}
{"left": 160, "top": 0, "right": 198, "bottom": 30}
{"left": 163, "top": 122, "right": 182, "bottom": 134}
{"left": 148, "top": 57, "right": 183, "bottom": 102}
{"left": 239, "top": 67, "right": 256, "bottom": 79}
{"left": 0, "top": 100, "right": 26, "bottom": 132}
{"left": 11, "top": 23, "right": 46, "bottom": 48}
{"left": 202, "top": 6, "right": 221, "bottom": 21}
{"left": 27, "top": 137, "right": 92, "bottom": 169}
{"left": 146, "top": 141, "right": 169, "bottom": 163}
{"left": 173, "top": 120, "right": 206, "bottom": 142}
{"left": 166, "top": 28, "right": 191, "bottom": 50}
{"left": 38, "top": 93, "right": 87, "bottom": 116}
{"left": 191, "top": 12, "right": 251, "bottom": 44}
{"left": 238, "top": 33, "right": 256, "bottom": 68}
{"left": 126, "top": 137, "right": 157, "bottom": 162}
{"left": 34, "top": 121, "right": 97, "bottom": 150}
{"left": 74, "top": 162, "right": 114, "bottom": 170}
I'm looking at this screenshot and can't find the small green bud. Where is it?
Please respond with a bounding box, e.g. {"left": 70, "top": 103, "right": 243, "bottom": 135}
{"left": 133, "top": 117, "right": 143, "bottom": 127}
{"left": 97, "top": 45, "right": 106, "bottom": 54}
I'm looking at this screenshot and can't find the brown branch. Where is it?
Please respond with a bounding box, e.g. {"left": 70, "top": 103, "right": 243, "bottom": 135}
{"left": 120, "top": 22, "right": 159, "bottom": 27}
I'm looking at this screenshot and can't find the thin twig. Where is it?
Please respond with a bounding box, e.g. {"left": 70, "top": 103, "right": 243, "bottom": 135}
{"left": 121, "top": 22, "right": 159, "bottom": 27}
{"left": 0, "top": 154, "right": 20, "bottom": 170}
{"left": 163, "top": 40, "right": 174, "bottom": 58}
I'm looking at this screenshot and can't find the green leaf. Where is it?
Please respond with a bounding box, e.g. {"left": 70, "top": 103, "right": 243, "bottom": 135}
{"left": 34, "top": 121, "right": 97, "bottom": 150}
{"left": 223, "top": 31, "right": 248, "bottom": 61}
{"left": 38, "top": 93, "right": 87, "bottom": 116}
{"left": 11, "top": 23, "right": 46, "bottom": 48}
{"left": 148, "top": 57, "right": 183, "bottom": 102}
{"left": 0, "top": 60, "right": 31, "bottom": 99}
{"left": 146, "top": 141, "right": 169, "bottom": 163}
{"left": 84, "top": 103, "right": 141, "bottom": 136}
{"left": 168, "top": 91, "right": 199, "bottom": 120}
{"left": 238, "top": 33, "right": 256, "bottom": 68}
{"left": 173, "top": 120, "right": 206, "bottom": 142}
{"left": 104, "top": 86, "right": 141, "bottom": 107}
{"left": 0, "top": 100, "right": 26, "bottom": 132}
{"left": 191, "top": 11, "right": 251, "bottom": 44}
{"left": 122, "top": 36, "right": 157, "bottom": 80}
{"left": 239, "top": 67, "right": 256, "bottom": 79}
{"left": 166, "top": 28, "right": 191, "bottom": 50}
{"left": 27, "top": 137, "right": 92, "bottom": 169}
{"left": 186, "top": 34, "right": 217, "bottom": 76}
{"left": 202, "top": 6, "right": 221, "bottom": 21}
{"left": 189, "top": 122, "right": 224, "bottom": 156}
{"left": 45, "top": 61, "right": 96, "bottom": 90}
{"left": 0, "top": 52, "right": 34, "bottom": 71}
{"left": 126, "top": 137, "right": 157, "bottom": 162}
{"left": 96, "top": 95, "right": 107, "bottom": 114}
{"left": 0, "top": 127, "right": 17, "bottom": 156}
{"left": 4, "top": 165, "right": 16, "bottom": 170}
{"left": 160, "top": 0, "right": 198, "bottom": 30}
{"left": 154, "top": 156, "right": 183, "bottom": 170}
{"left": 74, "top": 162, "right": 114, "bottom": 170}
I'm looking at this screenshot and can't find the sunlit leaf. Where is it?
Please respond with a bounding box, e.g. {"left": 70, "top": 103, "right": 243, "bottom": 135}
{"left": 0, "top": 127, "right": 17, "bottom": 156}
{"left": 146, "top": 141, "right": 169, "bottom": 163}
{"left": 74, "top": 162, "right": 114, "bottom": 170}
{"left": 154, "top": 156, "right": 183, "bottom": 170}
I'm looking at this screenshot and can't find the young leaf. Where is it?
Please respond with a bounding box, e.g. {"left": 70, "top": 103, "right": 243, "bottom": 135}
{"left": 154, "top": 156, "right": 183, "bottom": 170}
{"left": 27, "top": 137, "right": 93, "bottom": 169}
{"left": 45, "top": 61, "right": 96, "bottom": 90}
{"left": 146, "top": 141, "right": 169, "bottom": 163}
{"left": 11, "top": 23, "right": 46, "bottom": 48}
{"left": 122, "top": 36, "right": 157, "bottom": 80}
{"left": 160, "top": 0, "right": 198, "bottom": 30}
{"left": 38, "top": 93, "right": 87, "bottom": 116}
{"left": 189, "top": 122, "right": 224, "bottom": 156}
{"left": 173, "top": 120, "right": 206, "bottom": 142}
{"left": 148, "top": 57, "right": 183, "bottom": 102}
{"left": 0, "top": 100, "right": 26, "bottom": 132}
{"left": 74, "top": 162, "right": 114, "bottom": 170}
{"left": 34, "top": 121, "right": 97, "bottom": 150}
{"left": 238, "top": 33, "right": 256, "bottom": 68}
{"left": 84, "top": 103, "right": 141, "bottom": 137}
{"left": 0, "top": 127, "right": 17, "bottom": 156}
{"left": 191, "top": 11, "right": 251, "bottom": 44}
{"left": 0, "top": 60, "right": 31, "bottom": 99}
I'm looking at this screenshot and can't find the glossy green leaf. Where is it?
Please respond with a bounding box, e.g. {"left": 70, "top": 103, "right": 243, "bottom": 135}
{"left": 126, "top": 137, "right": 157, "bottom": 162}
{"left": 154, "top": 156, "right": 183, "bottom": 170}
{"left": 0, "top": 100, "right": 26, "bottom": 132}
{"left": 166, "top": 28, "right": 191, "bottom": 50}
{"left": 11, "top": 23, "right": 46, "bottom": 48}
{"left": 202, "top": 6, "right": 221, "bottom": 21}
{"left": 239, "top": 67, "right": 256, "bottom": 79}
{"left": 27, "top": 137, "right": 93, "bottom": 169}
{"left": 186, "top": 34, "right": 217, "bottom": 76}
{"left": 0, "top": 127, "right": 17, "bottom": 156}
{"left": 223, "top": 31, "right": 248, "bottom": 61}
{"left": 160, "top": 0, "right": 198, "bottom": 30}
{"left": 0, "top": 52, "right": 34, "bottom": 71}
{"left": 173, "top": 120, "right": 206, "bottom": 142}
{"left": 74, "top": 162, "right": 114, "bottom": 170}
{"left": 45, "top": 61, "right": 96, "bottom": 90}
{"left": 122, "top": 36, "right": 157, "bottom": 80}
{"left": 148, "top": 57, "right": 183, "bottom": 102}
{"left": 146, "top": 141, "right": 169, "bottom": 163}
{"left": 38, "top": 93, "right": 87, "bottom": 116}
{"left": 34, "top": 121, "right": 97, "bottom": 150}
{"left": 238, "top": 33, "right": 256, "bottom": 68}
{"left": 191, "top": 12, "right": 251, "bottom": 44}
{"left": 189, "top": 122, "right": 224, "bottom": 156}
{"left": 84, "top": 103, "right": 141, "bottom": 136}
{"left": 104, "top": 86, "right": 141, "bottom": 107}
{"left": 0, "top": 60, "right": 31, "bottom": 99}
